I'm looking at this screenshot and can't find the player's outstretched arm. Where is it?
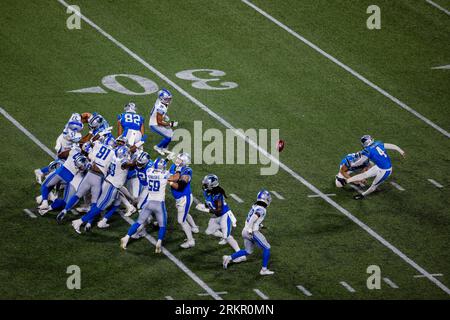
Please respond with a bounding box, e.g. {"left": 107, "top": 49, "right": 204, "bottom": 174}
{"left": 385, "top": 143, "right": 406, "bottom": 158}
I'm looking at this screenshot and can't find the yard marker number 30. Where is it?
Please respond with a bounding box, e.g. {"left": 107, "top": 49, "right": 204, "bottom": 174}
{"left": 175, "top": 69, "right": 238, "bottom": 90}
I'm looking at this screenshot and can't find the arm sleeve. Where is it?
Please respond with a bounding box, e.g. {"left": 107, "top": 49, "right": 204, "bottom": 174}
{"left": 352, "top": 155, "right": 369, "bottom": 167}
{"left": 384, "top": 143, "right": 405, "bottom": 155}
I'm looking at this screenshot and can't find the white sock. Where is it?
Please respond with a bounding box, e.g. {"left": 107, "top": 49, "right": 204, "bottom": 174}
{"left": 227, "top": 236, "right": 240, "bottom": 252}
{"left": 186, "top": 214, "right": 197, "bottom": 228}
{"left": 181, "top": 222, "right": 194, "bottom": 242}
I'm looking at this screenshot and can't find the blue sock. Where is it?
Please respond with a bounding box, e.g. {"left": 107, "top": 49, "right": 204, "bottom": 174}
{"left": 231, "top": 250, "right": 248, "bottom": 260}
{"left": 262, "top": 248, "right": 270, "bottom": 268}
{"left": 127, "top": 222, "right": 141, "bottom": 236}
{"left": 40, "top": 184, "right": 51, "bottom": 201}
{"left": 104, "top": 205, "right": 119, "bottom": 220}
{"left": 158, "top": 227, "right": 166, "bottom": 241}
{"left": 51, "top": 199, "right": 66, "bottom": 210}
{"left": 81, "top": 205, "right": 101, "bottom": 223}
{"left": 65, "top": 195, "right": 79, "bottom": 211}
{"left": 157, "top": 137, "right": 171, "bottom": 148}
{"left": 40, "top": 166, "right": 50, "bottom": 174}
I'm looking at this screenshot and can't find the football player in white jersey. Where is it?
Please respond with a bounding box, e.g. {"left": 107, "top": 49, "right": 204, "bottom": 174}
{"left": 149, "top": 88, "right": 178, "bottom": 156}
{"left": 56, "top": 136, "right": 116, "bottom": 222}
{"left": 120, "top": 158, "right": 170, "bottom": 253}
{"left": 222, "top": 190, "right": 274, "bottom": 276}
{"left": 38, "top": 144, "right": 88, "bottom": 215}
{"left": 72, "top": 145, "right": 131, "bottom": 233}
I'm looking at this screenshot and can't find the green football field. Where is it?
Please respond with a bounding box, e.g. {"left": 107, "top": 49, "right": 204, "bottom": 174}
{"left": 0, "top": 0, "right": 449, "bottom": 300}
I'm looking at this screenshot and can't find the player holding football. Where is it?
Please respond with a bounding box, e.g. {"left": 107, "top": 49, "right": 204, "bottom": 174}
{"left": 149, "top": 88, "right": 178, "bottom": 156}
{"left": 222, "top": 190, "right": 274, "bottom": 276}
{"left": 345, "top": 135, "right": 405, "bottom": 200}
{"left": 335, "top": 152, "right": 370, "bottom": 188}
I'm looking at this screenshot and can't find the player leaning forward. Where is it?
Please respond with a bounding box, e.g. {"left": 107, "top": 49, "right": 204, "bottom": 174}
{"left": 120, "top": 158, "right": 169, "bottom": 253}
{"left": 346, "top": 135, "right": 405, "bottom": 200}
{"left": 223, "top": 190, "right": 274, "bottom": 276}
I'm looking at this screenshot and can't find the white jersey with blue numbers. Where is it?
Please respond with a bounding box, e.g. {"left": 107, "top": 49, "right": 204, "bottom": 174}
{"left": 64, "top": 113, "right": 83, "bottom": 133}
{"left": 146, "top": 168, "right": 170, "bottom": 202}
{"left": 63, "top": 147, "right": 84, "bottom": 176}
{"left": 91, "top": 141, "right": 115, "bottom": 176}
{"left": 106, "top": 157, "right": 129, "bottom": 188}
{"left": 245, "top": 204, "right": 267, "bottom": 232}
{"left": 149, "top": 100, "right": 168, "bottom": 127}
{"left": 361, "top": 141, "right": 392, "bottom": 170}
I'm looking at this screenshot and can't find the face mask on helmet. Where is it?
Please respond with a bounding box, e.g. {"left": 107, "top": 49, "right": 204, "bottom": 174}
{"left": 115, "top": 146, "right": 129, "bottom": 160}
{"left": 257, "top": 190, "right": 272, "bottom": 206}
{"left": 202, "top": 174, "right": 219, "bottom": 191}
{"left": 103, "top": 136, "right": 116, "bottom": 148}
{"left": 136, "top": 152, "right": 150, "bottom": 169}
{"left": 158, "top": 88, "right": 172, "bottom": 105}
{"left": 88, "top": 115, "right": 104, "bottom": 130}
{"left": 153, "top": 158, "right": 166, "bottom": 171}
{"left": 360, "top": 135, "right": 373, "bottom": 148}
{"left": 175, "top": 153, "right": 191, "bottom": 167}
{"left": 115, "top": 136, "right": 128, "bottom": 146}
{"left": 124, "top": 102, "right": 137, "bottom": 113}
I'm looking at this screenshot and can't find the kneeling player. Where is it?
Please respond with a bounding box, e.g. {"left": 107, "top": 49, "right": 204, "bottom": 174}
{"left": 335, "top": 152, "right": 370, "bottom": 188}
{"left": 222, "top": 190, "right": 274, "bottom": 276}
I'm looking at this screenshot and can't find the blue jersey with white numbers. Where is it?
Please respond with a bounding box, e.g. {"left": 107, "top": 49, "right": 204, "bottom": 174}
{"left": 136, "top": 162, "right": 153, "bottom": 187}
{"left": 361, "top": 141, "right": 391, "bottom": 169}
{"left": 203, "top": 191, "right": 230, "bottom": 217}
{"left": 339, "top": 153, "right": 369, "bottom": 172}
{"left": 118, "top": 112, "right": 144, "bottom": 132}
{"left": 169, "top": 164, "right": 192, "bottom": 199}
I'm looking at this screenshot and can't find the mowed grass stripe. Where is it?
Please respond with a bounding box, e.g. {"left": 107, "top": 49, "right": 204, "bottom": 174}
{"left": 53, "top": 1, "right": 450, "bottom": 295}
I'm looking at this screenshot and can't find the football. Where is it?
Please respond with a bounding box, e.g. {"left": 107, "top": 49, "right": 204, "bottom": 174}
{"left": 277, "top": 139, "right": 285, "bottom": 152}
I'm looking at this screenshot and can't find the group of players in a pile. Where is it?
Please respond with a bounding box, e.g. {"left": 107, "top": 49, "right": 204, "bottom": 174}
{"left": 33, "top": 89, "right": 275, "bottom": 276}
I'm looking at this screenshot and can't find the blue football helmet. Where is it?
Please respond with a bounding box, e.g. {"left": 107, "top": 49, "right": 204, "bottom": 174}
{"left": 153, "top": 157, "right": 166, "bottom": 170}
{"left": 136, "top": 152, "right": 151, "bottom": 169}
{"left": 257, "top": 190, "right": 272, "bottom": 206}
{"left": 115, "top": 146, "right": 129, "bottom": 160}
{"left": 158, "top": 88, "right": 172, "bottom": 105}
{"left": 88, "top": 113, "right": 104, "bottom": 130}
{"left": 74, "top": 155, "right": 89, "bottom": 171}
{"left": 174, "top": 152, "right": 191, "bottom": 167}
{"left": 202, "top": 174, "right": 219, "bottom": 191}
{"left": 361, "top": 135, "right": 374, "bottom": 148}
{"left": 103, "top": 136, "right": 116, "bottom": 148}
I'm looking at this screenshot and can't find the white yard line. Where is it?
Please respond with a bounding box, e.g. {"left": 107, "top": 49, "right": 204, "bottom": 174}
{"left": 241, "top": 0, "right": 450, "bottom": 138}
{"left": 50, "top": 2, "right": 450, "bottom": 295}
{"left": 165, "top": 296, "right": 174, "bottom": 300}
{"left": 270, "top": 190, "right": 285, "bottom": 200}
{"left": 383, "top": 277, "right": 399, "bottom": 289}
{"left": 1, "top": 107, "right": 222, "bottom": 301}
{"left": 253, "top": 288, "right": 269, "bottom": 300}
{"left": 390, "top": 182, "right": 405, "bottom": 191}
{"left": 121, "top": 214, "right": 222, "bottom": 300}
{"left": 428, "top": 179, "right": 444, "bottom": 188}
{"left": 23, "top": 209, "right": 38, "bottom": 219}
{"left": 308, "top": 193, "right": 336, "bottom": 198}
{"left": 296, "top": 285, "right": 312, "bottom": 297}
{"left": 425, "top": 0, "right": 450, "bottom": 16}
{"left": 198, "top": 291, "right": 227, "bottom": 296}
{"left": 414, "top": 273, "right": 443, "bottom": 278}
{"left": 340, "top": 281, "right": 356, "bottom": 293}
{"left": 229, "top": 193, "right": 244, "bottom": 203}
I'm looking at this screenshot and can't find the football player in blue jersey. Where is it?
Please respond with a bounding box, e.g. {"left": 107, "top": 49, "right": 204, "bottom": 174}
{"left": 335, "top": 152, "right": 370, "bottom": 188}
{"left": 149, "top": 89, "right": 178, "bottom": 156}
{"left": 168, "top": 152, "right": 199, "bottom": 249}
{"left": 345, "top": 135, "right": 405, "bottom": 200}
{"left": 223, "top": 190, "right": 274, "bottom": 276}
{"left": 199, "top": 174, "right": 241, "bottom": 252}
{"left": 117, "top": 102, "right": 145, "bottom": 146}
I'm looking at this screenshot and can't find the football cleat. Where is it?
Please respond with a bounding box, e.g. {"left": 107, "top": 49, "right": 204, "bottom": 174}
{"left": 84, "top": 223, "right": 92, "bottom": 232}
{"left": 76, "top": 205, "right": 90, "bottom": 213}
{"left": 35, "top": 195, "right": 43, "bottom": 204}
{"left": 72, "top": 219, "right": 83, "bottom": 234}
{"left": 120, "top": 236, "right": 128, "bottom": 250}
{"left": 191, "top": 226, "right": 199, "bottom": 234}
{"left": 153, "top": 145, "right": 166, "bottom": 156}
{"left": 155, "top": 240, "right": 162, "bottom": 254}
{"left": 218, "top": 239, "right": 227, "bottom": 245}
{"left": 353, "top": 194, "right": 365, "bottom": 200}
{"left": 260, "top": 268, "right": 275, "bottom": 276}
{"left": 124, "top": 206, "right": 136, "bottom": 217}
{"left": 34, "top": 169, "right": 44, "bottom": 185}
{"left": 222, "top": 255, "right": 232, "bottom": 269}
{"left": 180, "top": 240, "right": 195, "bottom": 249}
{"left": 97, "top": 219, "right": 110, "bottom": 229}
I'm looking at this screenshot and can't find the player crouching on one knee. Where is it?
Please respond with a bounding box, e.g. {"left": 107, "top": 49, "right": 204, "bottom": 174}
{"left": 222, "top": 190, "right": 274, "bottom": 276}
{"left": 335, "top": 152, "right": 370, "bottom": 188}
{"left": 197, "top": 174, "right": 239, "bottom": 251}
